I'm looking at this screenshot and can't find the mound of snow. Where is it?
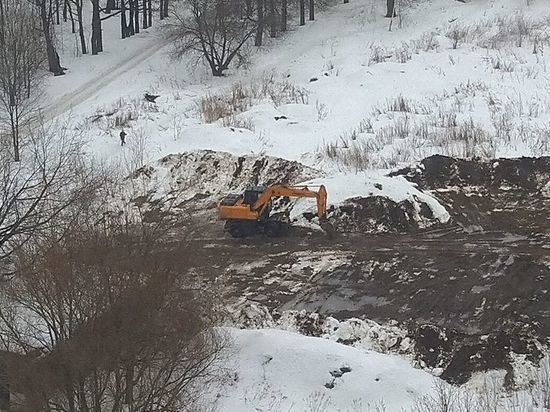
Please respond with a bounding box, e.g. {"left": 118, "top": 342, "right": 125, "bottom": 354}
{"left": 289, "top": 171, "right": 450, "bottom": 233}
{"left": 213, "top": 328, "right": 438, "bottom": 411}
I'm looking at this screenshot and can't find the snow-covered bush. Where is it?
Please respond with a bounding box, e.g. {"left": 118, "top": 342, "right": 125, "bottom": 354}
{"left": 446, "top": 24, "right": 469, "bottom": 50}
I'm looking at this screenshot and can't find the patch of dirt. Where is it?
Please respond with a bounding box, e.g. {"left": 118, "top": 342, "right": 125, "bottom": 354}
{"left": 392, "top": 155, "right": 550, "bottom": 235}
{"left": 126, "top": 150, "right": 320, "bottom": 220}
{"left": 328, "top": 195, "right": 439, "bottom": 233}
{"left": 411, "top": 324, "right": 543, "bottom": 385}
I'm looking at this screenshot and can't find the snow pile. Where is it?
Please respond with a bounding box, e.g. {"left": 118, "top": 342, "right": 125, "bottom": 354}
{"left": 123, "top": 149, "right": 451, "bottom": 234}
{"left": 213, "top": 328, "right": 437, "bottom": 411}
{"left": 291, "top": 171, "right": 450, "bottom": 232}
{"left": 230, "top": 305, "right": 412, "bottom": 356}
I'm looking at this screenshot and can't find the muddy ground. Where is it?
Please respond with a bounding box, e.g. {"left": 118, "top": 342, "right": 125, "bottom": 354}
{"left": 156, "top": 155, "right": 550, "bottom": 385}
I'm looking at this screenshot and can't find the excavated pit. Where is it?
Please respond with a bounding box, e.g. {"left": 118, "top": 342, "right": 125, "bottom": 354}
{"left": 131, "top": 152, "right": 550, "bottom": 385}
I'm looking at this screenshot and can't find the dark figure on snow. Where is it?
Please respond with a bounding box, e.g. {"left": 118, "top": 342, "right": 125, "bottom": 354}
{"left": 120, "top": 130, "right": 127, "bottom": 146}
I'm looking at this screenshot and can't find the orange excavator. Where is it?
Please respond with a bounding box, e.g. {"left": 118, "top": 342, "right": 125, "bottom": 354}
{"left": 218, "top": 184, "right": 331, "bottom": 238}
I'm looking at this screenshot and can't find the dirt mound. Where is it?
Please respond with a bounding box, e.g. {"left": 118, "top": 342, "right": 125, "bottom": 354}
{"left": 127, "top": 150, "right": 319, "bottom": 219}
{"left": 392, "top": 155, "right": 550, "bottom": 234}
{"left": 327, "top": 195, "right": 440, "bottom": 234}
{"left": 412, "top": 324, "right": 543, "bottom": 386}
{"left": 230, "top": 305, "right": 545, "bottom": 387}
{"left": 393, "top": 155, "right": 550, "bottom": 190}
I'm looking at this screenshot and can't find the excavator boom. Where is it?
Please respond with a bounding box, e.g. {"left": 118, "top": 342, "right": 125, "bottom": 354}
{"left": 252, "top": 185, "right": 327, "bottom": 219}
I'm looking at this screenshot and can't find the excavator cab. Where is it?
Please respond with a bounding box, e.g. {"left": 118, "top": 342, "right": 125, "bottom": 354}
{"left": 220, "top": 193, "right": 242, "bottom": 206}
{"left": 243, "top": 186, "right": 266, "bottom": 205}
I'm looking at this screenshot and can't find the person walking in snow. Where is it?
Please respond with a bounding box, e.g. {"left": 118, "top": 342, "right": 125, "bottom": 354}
{"left": 120, "top": 130, "right": 127, "bottom": 146}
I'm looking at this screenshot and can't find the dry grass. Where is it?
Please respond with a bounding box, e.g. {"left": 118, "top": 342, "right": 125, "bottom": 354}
{"left": 198, "top": 75, "right": 309, "bottom": 123}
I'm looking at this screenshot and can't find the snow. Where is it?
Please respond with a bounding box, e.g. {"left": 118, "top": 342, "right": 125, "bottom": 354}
{"left": 34, "top": 0, "right": 549, "bottom": 236}
{"left": 290, "top": 171, "right": 450, "bottom": 223}
{"left": 46, "top": 0, "right": 550, "bottom": 167}
{"left": 230, "top": 305, "right": 413, "bottom": 357}
{"left": 213, "top": 328, "right": 438, "bottom": 411}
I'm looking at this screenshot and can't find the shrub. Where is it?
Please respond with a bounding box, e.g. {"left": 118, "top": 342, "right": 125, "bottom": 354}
{"left": 198, "top": 76, "right": 309, "bottom": 123}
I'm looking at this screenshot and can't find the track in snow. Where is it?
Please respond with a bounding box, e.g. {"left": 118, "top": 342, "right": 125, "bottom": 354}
{"left": 43, "top": 37, "right": 170, "bottom": 122}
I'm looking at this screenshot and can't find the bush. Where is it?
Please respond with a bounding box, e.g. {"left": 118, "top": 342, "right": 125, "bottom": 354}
{"left": 198, "top": 76, "right": 309, "bottom": 123}
{"left": 0, "top": 197, "right": 226, "bottom": 411}
{"left": 446, "top": 25, "right": 469, "bottom": 49}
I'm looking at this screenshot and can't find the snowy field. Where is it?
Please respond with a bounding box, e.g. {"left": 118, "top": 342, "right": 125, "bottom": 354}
{"left": 210, "top": 328, "right": 550, "bottom": 412}
{"left": 48, "top": 0, "right": 550, "bottom": 165}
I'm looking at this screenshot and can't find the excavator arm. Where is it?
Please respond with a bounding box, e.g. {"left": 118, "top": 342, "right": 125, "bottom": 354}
{"left": 251, "top": 185, "right": 328, "bottom": 219}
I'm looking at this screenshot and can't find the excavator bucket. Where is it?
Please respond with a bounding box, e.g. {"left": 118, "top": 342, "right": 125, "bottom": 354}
{"left": 319, "top": 219, "right": 336, "bottom": 239}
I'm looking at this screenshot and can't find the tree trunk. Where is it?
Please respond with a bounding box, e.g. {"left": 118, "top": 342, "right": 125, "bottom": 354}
{"left": 142, "top": 0, "right": 147, "bottom": 28}
{"left": 254, "top": 0, "right": 263, "bottom": 46}
{"left": 299, "top": 0, "right": 304, "bottom": 26}
{"left": 63, "top": 0, "right": 67, "bottom": 21}
{"left": 9, "top": 108, "right": 20, "bottom": 162}
{"left": 386, "top": 0, "right": 396, "bottom": 17}
{"left": 76, "top": 0, "right": 87, "bottom": 54}
{"left": 281, "top": 0, "right": 286, "bottom": 31}
{"left": 159, "top": 0, "right": 164, "bottom": 20}
{"left": 105, "top": 0, "right": 115, "bottom": 13}
{"left": 147, "top": 0, "right": 151, "bottom": 25}
{"left": 121, "top": 0, "right": 127, "bottom": 38}
{"left": 308, "top": 0, "right": 313, "bottom": 21}
{"left": 91, "top": 0, "right": 102, "bottom": 54}
{"left": 55, "top": 0, "right": 60, "bottom": 24}
{"left": 133, "top": 0, "right": 139, "bottom": 33}
{"left": 268, "top": 0, "right": 275, "bottom": 38}
{"left": 124, "top": 364, "right": 134, "bottom": 405}
{"left": 39, "top": 0, "right": 65, "bottom": 75}
{"left": 162, "top": 0, "right": 168, "bottom": 18}
{"left": 128, "top": 0, "right": 135, "bottom": 35}
{"left": 66, "top": 0, "right": 76, "bottom": 33}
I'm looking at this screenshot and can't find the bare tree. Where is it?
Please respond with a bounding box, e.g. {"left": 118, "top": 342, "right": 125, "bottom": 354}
{"left": 280, "top": 0, "right": 286, "bottom": 31}
{"left": 386, "top": 0, "right": 396, "bottom": 18}
{"left": 254, "top": 0, "right": 263, "bottom": 46}
{"left": 90, "top": 0, "right": 103, "bottom": 54}
{"left": 0, "top": 206, "right": 227, "bottom": 411}
{"left": 170, "top": 0, "right": 257, "bottom": 76}
{"left": 0, "top": 0, "right": 44, "bottom": 161}
{"left": 68, "top": 0, "right": 87, "bottom": 54}
{"left": 33, "top": 0, "right": 65, "bottom": 75}
{"left": 268, "top": 0, "right": 275, "bottom": 37}
{"left": 0, "top": 122, "right": 98, "bottom": 272}
{"left": 160, "top": 0, "right": 168, "bottom": 19}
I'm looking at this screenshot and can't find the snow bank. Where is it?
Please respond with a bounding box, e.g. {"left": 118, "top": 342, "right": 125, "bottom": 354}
{"left": 291, "top": 171, "right": 450, "bottom": 223}
{"left": 213, "top": 328, "right": 437, "bottom": 411}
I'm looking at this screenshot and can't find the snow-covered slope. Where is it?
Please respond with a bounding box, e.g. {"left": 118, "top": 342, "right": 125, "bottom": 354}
{"left": 214, "top": 328, "right": 438, "bottom": 411}
{"left": 47, "top": 0, "right": 550, "bottom": 169}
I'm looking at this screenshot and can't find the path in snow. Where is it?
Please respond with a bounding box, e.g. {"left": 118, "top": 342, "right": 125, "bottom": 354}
{"left": 43, "top": 37, "right": 171, "bottom": 122}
